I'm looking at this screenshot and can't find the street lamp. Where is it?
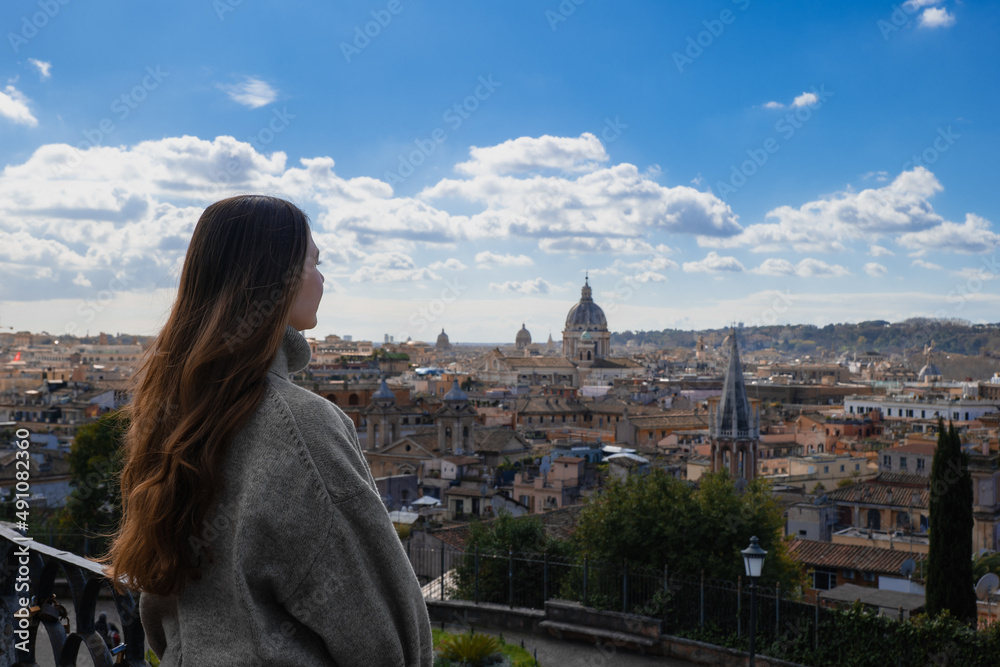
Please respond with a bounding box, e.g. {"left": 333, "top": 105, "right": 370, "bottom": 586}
{"left": 742, "top": 536, "right": 767, "bottom": 667}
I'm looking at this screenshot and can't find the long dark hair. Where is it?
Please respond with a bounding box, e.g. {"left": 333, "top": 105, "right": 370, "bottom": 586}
{"left": 105, "top": 195, "right": 310, "bottom": 595}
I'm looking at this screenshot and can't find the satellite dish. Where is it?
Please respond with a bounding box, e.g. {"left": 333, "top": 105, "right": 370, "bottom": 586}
{"left": 479, "top": 483, "right": 489, "bottom": 496}
{"left": 899, "top": 558, "right": 916, "bottom": 578}
{"left": 976, "top": 573, "right": 1000, "bottom": 601}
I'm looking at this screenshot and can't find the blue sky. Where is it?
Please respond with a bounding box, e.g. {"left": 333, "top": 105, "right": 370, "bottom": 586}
{"left": 1, "top": 0, "right": 998, "bottom": 343}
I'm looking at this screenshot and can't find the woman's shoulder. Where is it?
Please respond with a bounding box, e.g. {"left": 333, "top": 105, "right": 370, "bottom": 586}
{"left": 252, "top": 375, "right": 374, "bottom": 500}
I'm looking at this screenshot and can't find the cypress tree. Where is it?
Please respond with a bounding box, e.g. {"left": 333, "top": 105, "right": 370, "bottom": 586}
{"left": 926, "top": 420, "right": 977, "bottom": 624}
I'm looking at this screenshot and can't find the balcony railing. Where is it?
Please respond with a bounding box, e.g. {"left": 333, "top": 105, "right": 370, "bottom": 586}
{"left": 0, "top": 524, "right": 148, "bottom": 666}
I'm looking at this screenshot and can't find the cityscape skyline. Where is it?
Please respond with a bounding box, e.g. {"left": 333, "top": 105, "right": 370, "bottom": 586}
{"left": 1, "top": 1, "right": 997, "bottom": 342}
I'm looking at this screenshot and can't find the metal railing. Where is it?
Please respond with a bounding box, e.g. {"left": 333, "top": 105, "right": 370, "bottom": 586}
{"left": 407, "top": 543, "right": 827, "bottom": 653}
{"left": 0, "top": 524, "right": 147, "bottom": 666}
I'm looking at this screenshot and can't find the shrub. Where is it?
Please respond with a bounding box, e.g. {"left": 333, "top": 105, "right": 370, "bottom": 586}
{"left": 437, "top": 632, "right": 503, "bottom": 667}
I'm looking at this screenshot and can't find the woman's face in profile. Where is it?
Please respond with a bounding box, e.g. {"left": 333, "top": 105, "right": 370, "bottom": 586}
{"left": 287, "top": 230, "right": 324, "bottom": 331}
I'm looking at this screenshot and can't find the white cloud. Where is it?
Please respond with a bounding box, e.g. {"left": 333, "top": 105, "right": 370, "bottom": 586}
{"left": 0, "top": 85, "right": 38, "bottom": 126}
{"left": 489, "top": 278, "right": 552, "bottom": 294}
{"left": 864, "top": 263, "right": 888, "bottom": 278}
{"left": 912, "top": 259, "right": 943, "bottom": 270}
{"left": 475, "top": 251, "right": 534, "bottom": 268}
{"left": 898, "top": 214, "right": 1000, "bottom": 254}
{"left": 628, "top": 271, "right": 667, "bottom": 283}
{"left": 349, "top": 252, "right": 440, "bottom": 283}
{"left": 919, "top": 7, "right": 956, "bottom": 28}
{"left": 862, "top": 171, "right": 890, "bottom": 183}
{"left": 683, "top": 252, "right": 745, "bottom": 273}
{"left": 952, "top": 267, "right": 998, "bottom": 282}
{"left": 218, "top": 76, "right": 277, "bottom": 108}
{"left": 903, "top": 0, "right": 939, "bottom": 9}
{"left": 700, "top": 167, "right": 953, "bottom": 253}
{"left": 423, "top": 134, "right": 742, "bottom": 244}
{"left": 456, "top": 133, "right": 608, "bottom": 176}
{"left": 0, "top": 135, "right": 463, "bottom": 298}
{"left": 762, "top": 91, "right": 821, "bottom": 110}
{"left": 428, "top": 258, "right": 467, "bottom": 271}
{"left": 751, "top": 258, "right": 850, "bottom": 277}
{"left": 869, "top": 245, "right": 895, "bottom": 257}
{"left": 28, "top": 59, "right": 51, "bottom": 80}
{"left": 791, "top": 92, "right": 819, "bottom": 108}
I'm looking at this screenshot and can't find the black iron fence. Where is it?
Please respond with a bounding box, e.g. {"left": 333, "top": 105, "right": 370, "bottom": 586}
{"left": 0, "top": 524, "right": 148, "bottom": 666}
{"left": 409, "top": 543, "right": 841, "bottom": 656}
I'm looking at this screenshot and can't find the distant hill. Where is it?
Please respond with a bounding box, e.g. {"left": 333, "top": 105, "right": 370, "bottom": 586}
{"left": 612, "top": 318, "right": 1000, "bottom": 360}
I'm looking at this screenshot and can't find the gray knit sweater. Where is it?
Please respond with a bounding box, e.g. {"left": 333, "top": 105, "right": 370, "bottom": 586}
{"left": 139, "top": 326, "right": 433, "bottom": 666}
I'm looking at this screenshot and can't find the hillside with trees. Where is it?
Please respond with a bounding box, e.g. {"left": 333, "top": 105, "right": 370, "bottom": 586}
{"left": 613, "top": 318, "right": 1000, "bottom": 359}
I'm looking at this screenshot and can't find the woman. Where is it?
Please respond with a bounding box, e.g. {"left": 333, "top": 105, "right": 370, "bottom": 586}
{"left": 106, "top": 195, "right": 432, "bottom": 666}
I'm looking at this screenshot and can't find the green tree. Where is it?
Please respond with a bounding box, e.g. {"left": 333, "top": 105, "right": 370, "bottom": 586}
{"left": 574, "top": 470, "right": 802, "bottom": 590}
{"left": 50, "top": 410, "right": 127, "bottom": 554}
{"left": 452, "top": 511, "right": 574, "bottom": 606}
{"left": 926, "top": 420, "right": 977, "bottom": 624}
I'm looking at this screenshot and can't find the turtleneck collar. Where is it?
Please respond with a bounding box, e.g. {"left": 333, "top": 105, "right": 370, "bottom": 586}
{"left": 269, "top": 325, "right": 312, "bottom": 378}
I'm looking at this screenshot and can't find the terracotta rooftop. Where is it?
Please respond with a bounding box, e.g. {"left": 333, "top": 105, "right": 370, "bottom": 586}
{"left": 827, "top": 478, "right": 929, "bottom": 510}
{"left": 886, "top": 443, "right": 936, "bottom": 455}
{"left": 473, "top": 428, "right": 530, "bottom": 453}
{"left": 789, "top": 539, "right": 926, "bottom": 577}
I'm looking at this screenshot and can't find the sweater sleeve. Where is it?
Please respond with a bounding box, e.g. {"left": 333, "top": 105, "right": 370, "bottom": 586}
{"left": 278, "top": 487, "right": 433, "bottom": 666}
{"left": 265, "top": 384, "right": 433, "bottom": 666}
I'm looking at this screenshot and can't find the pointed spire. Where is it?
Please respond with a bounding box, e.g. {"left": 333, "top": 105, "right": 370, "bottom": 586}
{"left": 443, "top": 379, "right": 468, "bottom": 403}
{"left": 580, "top": 275, "right": 592, "bottom": 301}
{"left": 372, "top": 375, "right": 395, "bottom": 402}
{"left": 712, "top": 327, "right": 756, "bottom": 439}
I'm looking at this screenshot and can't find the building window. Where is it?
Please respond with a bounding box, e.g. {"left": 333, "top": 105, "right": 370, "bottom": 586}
{"left": 840, "top": 465, "right": 845, "bottom": 472}
{"left": 812, "top": 568, "right": 838, "bottom": 590}
{"left": 900, "top": 457, "right": 907, "bottom": 469}
{"left": 883, "top": 455, "right": 890, "bottom": 468}
{"left": 863, "top": 571, "right": 875, "bottom": 583}
{"left": 843, "top": 569, "right": 856, "bottom": 580}
{"left": 824, "top": 466, "right": 829, "bottom": 474}
{"left": 916, "top": 459, "right": 925, "bottom": 471}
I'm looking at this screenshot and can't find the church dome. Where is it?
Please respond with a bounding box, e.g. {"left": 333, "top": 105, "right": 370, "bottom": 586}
{"left": 516, "top": 323, "right": 532, "bottom": 349}
{"left": 565, "top": 278, "right": 607, "bottom": 330}
{"left": 436, "top": 328, "right": 451, "bottom": 349}
{"left": 918, "top": 364, "right": 941, "bottom": 381}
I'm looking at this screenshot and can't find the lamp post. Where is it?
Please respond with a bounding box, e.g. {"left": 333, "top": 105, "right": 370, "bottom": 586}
{"left": 742, "top": 536, "right": 767, "bottom": 667}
